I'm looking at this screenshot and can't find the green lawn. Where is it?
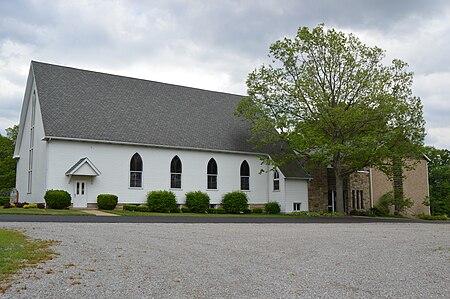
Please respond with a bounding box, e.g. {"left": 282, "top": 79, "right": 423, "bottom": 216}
{"left": 0, "top": 229, "right": 58, "bottom": 293}
{"left": 0, "top": 207, "right": 89, "bottom": 216}
{"left": 102, "top": 210, "right": 326, "bottom": 217}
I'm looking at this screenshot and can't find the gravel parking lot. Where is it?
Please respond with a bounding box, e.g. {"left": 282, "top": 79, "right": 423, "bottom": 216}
{"left": 1, "top": 222, "right": 449, "bottom": 298}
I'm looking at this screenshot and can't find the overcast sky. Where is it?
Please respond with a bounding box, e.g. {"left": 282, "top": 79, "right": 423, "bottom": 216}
{"left": 1, "top": 0, "right": 450, "bottom": 149}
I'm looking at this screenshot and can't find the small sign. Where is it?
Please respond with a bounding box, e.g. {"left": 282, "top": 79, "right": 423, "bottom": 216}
{"left": 10, "top": 188, "right": 18, "bottom": 203}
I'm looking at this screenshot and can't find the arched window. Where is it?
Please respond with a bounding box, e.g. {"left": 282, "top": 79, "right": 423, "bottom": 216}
{"left": 170, "top": 156, "right": 182, "bottom": 189}
{"left": 130, "top": 153, "right": 143, "bottom": 188}
{"left": 240, "top": 160, "right": 250, "bottom": 190}
{"left": 273, "top": 169, "right": 280, "bottom": 191}
{"left": 207, "top": 158, "right": 218, "bottom": 189}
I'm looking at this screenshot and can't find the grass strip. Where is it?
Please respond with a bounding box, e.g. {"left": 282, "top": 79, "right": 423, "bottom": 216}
{"left": 0, "top": 229, "right": 59, "bottom": 293}
{"left": 0, "top": 207, "right": 89, "bottom": 216}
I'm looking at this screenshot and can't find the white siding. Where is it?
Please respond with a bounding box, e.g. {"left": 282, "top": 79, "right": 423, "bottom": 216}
{"left": 46, "top": 140, "right": 274, "bottom": 205}
{"left": 15, "top": 82, "right": 48, "bottom": 203}
{"left": 284, "top": 179, "right": 309, "bottom": 213}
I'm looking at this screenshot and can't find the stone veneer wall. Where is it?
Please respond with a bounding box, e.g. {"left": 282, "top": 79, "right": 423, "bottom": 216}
{"left": 307, "top": 167, "right": 329, "bottom": 212}
{"left": 348, "top": 171, "right": 371, "bottom": 211}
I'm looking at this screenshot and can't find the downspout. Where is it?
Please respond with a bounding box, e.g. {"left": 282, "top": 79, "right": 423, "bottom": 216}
{"left": 369, "top": 168, "right": 374, "bottom": 208}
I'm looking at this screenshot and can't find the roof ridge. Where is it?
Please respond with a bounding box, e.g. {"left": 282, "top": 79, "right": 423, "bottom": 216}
{"left": 31, "top": 60, "right": 245, "bottom": 98}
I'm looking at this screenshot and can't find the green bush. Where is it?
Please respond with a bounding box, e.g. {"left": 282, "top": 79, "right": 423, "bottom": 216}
{"left": 171, "top": 207, "right": 181, "bottom": 213}
{"left": 370, "top": 204, "right": 390, "bottom": 216}
{"left": 0, "top": 196, "right": 9, "bottom": 205}
{"left": 291, "top": 211, "right": 321, "bottom": 217}
{"left": 243, "top": 208, "right": 252, "bottom": 214}
{"left": 97, "top": 194, "right": 118, "bottom": 210}
{"left": 252, "top": 208, "right": 263, "bottom": 214}
{"left": 185, "top": 191, "right": 210, "bottom": 213}
{"left": 181, "top": 207, "right": 191, "bottom": 213}
{"left": 44, "top": 190, "right": 71, "bottom": 209}
{"left": 417, "top": 214, "right": 448, "bottom": 220}
{"left": 123, "top": 204, "right": 138, "bottom": 211}
{"left": 147, "top": 191, "right": 177, "bottom": 213}
{"left": 207, "top": 208, "right": 217, "bottom": 214}
{"left": 265, "top": 201, "right": 281, "bottom": 214}
{"left": 23, "top": 204, "right": 38, "bottom": 209}
{"left": 221, "top": 191, "right": 248, "bottom": 213}
{"left": 136, "top": 205, "right": 150, "bottom": 212}
{"left": 216, "top": 208, "right": 226, "bottom": 214}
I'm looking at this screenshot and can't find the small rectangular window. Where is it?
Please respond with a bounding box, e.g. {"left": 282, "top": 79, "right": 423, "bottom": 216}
{"left": 208, "top": 175, "right": 217, "bottom": 189}
{"left": 273, "top": 180, "right": 280, "bottom": 191}
{"left": 356, "top": 191, "right": 360, "bottom": 209}
{"left": 360, "top": 191, "right": 364, "bottom": 209}
{"left": 171, "top": 174, "right": 181, "bottom": 189}
{"left": 293, "top": 202, "right": 301, "bottom": 211}
{"left": 240, "top": 177, "right": 249, "bottom": 191}
{"left": 130, "top": 172, "right": 142, "bottom": 188}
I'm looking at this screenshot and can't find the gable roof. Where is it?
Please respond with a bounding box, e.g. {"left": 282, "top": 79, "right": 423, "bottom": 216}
{"left": 65, "top": 157, "right": 101, "bottom": 176}
{"left": 32, "top": 61, "right": 257, "bottom": 153}
{"left": 30, "top": 61, "right": 309, "bottom": 179}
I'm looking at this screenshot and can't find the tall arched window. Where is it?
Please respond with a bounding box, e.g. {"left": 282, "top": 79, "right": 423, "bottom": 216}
{"left": 273, "top": 169, "right": 280, "bottom": 191}
{"left": 207, "top": 158, "right": 218, "bottom": 189}
{"left": 170, "top": 156, "right": 182, "bottom": 189}
{"left": 240, "top": 160, "right": 250, "bottom": 190}
{"left": 130, "top": 153, "right": 143, "bottom": 188}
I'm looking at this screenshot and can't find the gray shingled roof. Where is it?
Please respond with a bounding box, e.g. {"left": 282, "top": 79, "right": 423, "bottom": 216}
{"left": 32, "top": 61, "right": 309, "bottom": 178}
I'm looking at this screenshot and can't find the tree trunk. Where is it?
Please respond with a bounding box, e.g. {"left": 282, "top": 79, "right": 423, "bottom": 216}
{"left": 335, "top": 171, "right": 345, "bottom": 213}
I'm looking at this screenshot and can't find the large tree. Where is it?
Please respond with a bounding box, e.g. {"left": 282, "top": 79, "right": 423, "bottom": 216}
{"left": 236, "top": 24, "right": 425, "bottom": 212}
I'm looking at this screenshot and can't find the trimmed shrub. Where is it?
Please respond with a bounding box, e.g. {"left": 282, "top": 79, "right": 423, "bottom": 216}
{"left": 136, "top": 205, "right": 150, "bottom": 212}
{"left": 171, "top": 207, "right": 181, "bottom": 213}
{"left": 44, "top": 190, "right": 71, "bottom": 209}
{"left": 97, "top": 194, "right": 118, "bottom": 210}
{"left": 23, "top": 204, "right": 38, "bottom": 209}
{"left": 221, "top": 191, "right": 248, "bottom": 214}
{"left": 350, "top": 210, "right": 368, "bottom": 216}
{"left": 3, "top": 202, "right": 14, "bottom": 208}
{"left": 207, "top": 208, "right": 217, "bottom": 214}
{"left": 37, "top": 203, "right": 45, "bottom": 209}
{"left": 216, "top": 208, "right": 226, "bottom": 214}
{"left": 147, "top": 190, "right": 177, "bottom": 213}
{"left": 181, "top": 207, "right": 191, "bottom": 213}
{"left": 265, "top": 201, "right": 281, "bottom": 214}
{"left": 252, "top": 208, "right": 263, "bottom": 214}
{"left": 185, "top": 191, "right": 210, "bottom": 213}
{"left": 243, "top": 208, "right": 252, "bottom": 214}
{"left": 0, "top": 196, "right": 10, "bottom": 205}
{"left": 123, "top": 204, "right": 138, "bottom": 211}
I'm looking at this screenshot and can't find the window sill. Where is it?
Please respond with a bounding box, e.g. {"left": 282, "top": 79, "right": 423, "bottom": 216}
{"left": 272, "top": 190, "right": 280, "bottom": 192}
{"left": 206, "top": 189, "right": 219, "bottom": 191}
{"left": 129, "top": 187, "right": 143, "bottom": 190}
{"left": 170, "top": 188, "right": 183, "bottom": 191}
{"left": 240, "top": 190, "right": 250, "bottom": 192}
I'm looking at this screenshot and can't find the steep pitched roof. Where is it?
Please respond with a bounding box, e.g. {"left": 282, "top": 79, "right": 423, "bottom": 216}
{"left": 32, "top": 61, "right": 257, "bottom": 153}
{"left": 31, "top": 61, "right": 309, "bottom": 178}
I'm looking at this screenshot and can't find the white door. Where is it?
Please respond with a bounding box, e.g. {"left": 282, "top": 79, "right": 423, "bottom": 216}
{"left": 73, "top": 181, "right": 87, "bottom": 208}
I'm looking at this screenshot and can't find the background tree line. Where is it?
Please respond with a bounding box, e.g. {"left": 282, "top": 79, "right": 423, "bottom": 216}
{"left": 0, "top": 124, "right": 18, "bottom": 195}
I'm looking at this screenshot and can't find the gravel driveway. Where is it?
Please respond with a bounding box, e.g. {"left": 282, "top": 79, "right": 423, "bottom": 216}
{"left": 1, "top": 222, "right": 449, "bottom": 298}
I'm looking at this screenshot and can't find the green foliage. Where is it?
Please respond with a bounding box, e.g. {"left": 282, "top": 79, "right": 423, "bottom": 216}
{"left": 425, "top": 146, "right": 450, "bottom": 216}
{"left": 221, "top": 191, "right": 248, "bottom": 213}
{"left": 136, "top": 205, "right": 150, "bottom": 212}
{"left": 23, "top": 204, "right": 38, "bottom": 209}
{"left": 0, "top": 134, "right": 16, "bottom": 191}
{"left": 0, "top": 196, "right": 9, "bottom": 205}
{"left": 370, "top": 204, "right": 390, "bottom": 217}
{"left": 216, "top": 208, "right": 226, "bottom": 214}
{"left": 171, "top": 207, "right": 181, "bottom": 213}
{"left": 181, "top": 207, "right": 191, "bottom": 213}
{"left": 236, "top": 24, "right": 425, "bottom": 213}
{"left": 291, "top": 211, "right": 321, "bottom": 217}
{"left": 417, "top": 214, "right": 448, "bottom": 221}
{"left": 123, "top": 204, "right": 138, "bottom": 211}
{"left": 44, "top": 190, "right": 71, "bottom": 209}
{"left": 243, "top": 208, "right": 252, "bottom": 214}
{"left": 379, "top": 191, "right": 413, "bottom": 215}
{"left": 265, "top": 201, "right": 281, "bottom": 214}
{"left": 147, "top": 190, "right": 177, "bottom": 213}
{"left": 185, "top": 191, "right": 210, "bottom": 213}
{"left": 252, "top": 208, "right": 263, "bottom": 214}
{"left": 349, "top": 210, "right": 369, "bottom": 216}
{"left": 207, "top": 208, "right": 218, "bottom": 214}
{"left": 96, "top": 194, "right": 118, "bottom": 210}
{"left": 5, "top": 125, "right": 19, "bottom": 142}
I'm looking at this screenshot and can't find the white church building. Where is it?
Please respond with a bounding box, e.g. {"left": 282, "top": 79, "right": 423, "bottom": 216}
{"left": 14, "top": 61, "right": 310, "bottom": 212}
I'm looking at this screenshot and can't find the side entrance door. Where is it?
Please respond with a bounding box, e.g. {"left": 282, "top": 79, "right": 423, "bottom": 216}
{"left": 73, "top": 181, "right": 87, "bottom": 208}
